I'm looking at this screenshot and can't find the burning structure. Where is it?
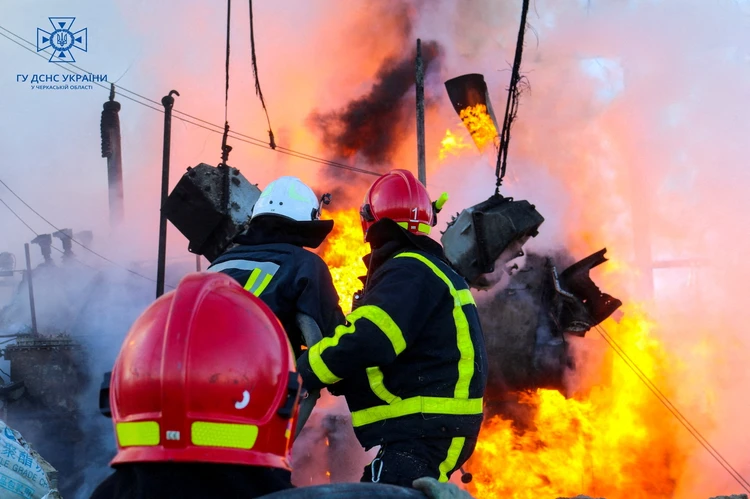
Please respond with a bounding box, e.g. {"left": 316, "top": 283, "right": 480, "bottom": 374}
{"left": 2, "top": 1, "right": 748, "bottom": 497}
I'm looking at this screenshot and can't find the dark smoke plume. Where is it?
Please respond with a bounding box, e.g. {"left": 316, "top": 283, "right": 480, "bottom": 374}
{"left": 308, "top": 41, "right": 442, "bottom": 170}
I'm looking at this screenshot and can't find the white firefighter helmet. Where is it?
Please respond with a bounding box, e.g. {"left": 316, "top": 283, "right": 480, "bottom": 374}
{"left": 251, "top": 176, "right": 321, "bottom": 222}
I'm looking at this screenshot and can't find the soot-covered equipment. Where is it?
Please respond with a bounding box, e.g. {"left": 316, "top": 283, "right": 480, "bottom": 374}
{"left": 162, "top": 163, "right": 261, "bottom": 262}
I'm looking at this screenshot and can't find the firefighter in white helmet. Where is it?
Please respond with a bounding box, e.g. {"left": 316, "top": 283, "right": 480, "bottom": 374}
{"left": 208, "top": 176, "right": 345, "bottom": 358}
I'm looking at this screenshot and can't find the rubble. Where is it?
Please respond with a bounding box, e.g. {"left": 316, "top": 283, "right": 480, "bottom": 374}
{"left": 2, "top": 333, "right": 88, "bottom": 497}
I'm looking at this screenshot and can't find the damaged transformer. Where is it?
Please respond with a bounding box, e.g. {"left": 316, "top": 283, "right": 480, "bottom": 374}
{"left": 477, "top": 248, "right": 622, "bottom": 415}
{"left": 162, "top": 163, "right": 261, "bottom": 262}
{"left": 441, "top": 193, "right": 544, "bottom": 288}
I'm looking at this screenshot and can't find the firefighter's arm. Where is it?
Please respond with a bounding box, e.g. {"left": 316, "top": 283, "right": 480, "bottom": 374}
{"left": 297, "top": 263, "right": 439, "bottom": 391}
{"left": 295, "top": 256, "right": 346, "bottom": 339}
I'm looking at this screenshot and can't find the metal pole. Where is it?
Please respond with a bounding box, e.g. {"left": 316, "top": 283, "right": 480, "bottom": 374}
{"left": 156, "top": 90, "right": 179, "bottom": 298}
{"left": 24, "top": 243, "right": 38, "bottom": 335}
{"left": 415, "top": 38, "right": 426, "bottom": 186}
{"left": 102, "top": 84, "right": 124, "bottom": 228}
{"left": 195, "top": 254, "right": 202, "bottom": 272}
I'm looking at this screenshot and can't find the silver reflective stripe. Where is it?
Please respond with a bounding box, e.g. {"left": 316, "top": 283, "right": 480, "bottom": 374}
{"left": 207, "top": 259, "right": 280, "bottom": 275}
{"left": 208, "top": 259, "right": 281, "bottom": 296}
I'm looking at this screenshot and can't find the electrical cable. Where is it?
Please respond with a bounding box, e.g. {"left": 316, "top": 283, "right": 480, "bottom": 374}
{"left": 0, "top": 179, "right": 172, "bottom": 287}
{"left": 0, "top": 25, "right": 379, "bottom": 178}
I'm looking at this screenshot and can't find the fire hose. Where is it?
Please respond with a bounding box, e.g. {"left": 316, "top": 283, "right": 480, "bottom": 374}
{"left": 294, "top": 313, "right": 323, "bottom": 438}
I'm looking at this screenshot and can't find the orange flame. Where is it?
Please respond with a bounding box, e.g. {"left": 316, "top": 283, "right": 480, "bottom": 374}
{"left": 439, "top": 129, "right": 473, "bottom": 160}
{"left": 458, "top": 103, "right": 500, "bottom": 151}
{"left": 320, "top": 209, "right": 368, "bottom": 313}
{"left": 467, "top": 304, "right": 689, "bottom": 499}
{"left": 317, "top": 217, "right": 697, "bottom": 498}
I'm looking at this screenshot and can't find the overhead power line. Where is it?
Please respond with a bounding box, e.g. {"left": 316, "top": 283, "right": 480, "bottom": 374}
{"left": 1, "top": 195, "right": 99, "bottom": 271}
{"left": 0, "top": 25, "right": 379, "bottom": 177}
{"left": 0, "top": 197, "right": 39, "bottom": 236}
{"left": 593, "top": 323, "right": 750, "bottom": 494}
{"left": 0, "top": 178, "right": 172, "bottom": 287}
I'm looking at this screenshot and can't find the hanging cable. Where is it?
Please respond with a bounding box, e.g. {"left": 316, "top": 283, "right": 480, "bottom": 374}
{"left": 0, "top": 25, "right": 379, "bottom": 178}
{"left": 592, "top": 323, "right": 750, "bottom": 493}
{"left": 224, "top": 0, "right": 231, "bottom": 127}
{"left": 219, "top": 0, "right": 234, "bottom": 219}
{"left": 558, "top": 293, "right": 750, "bottom": 493}
{"left": 248, "top": 0, "right": 276, "bottom": 149}
{"left": 495, "top": 0, "right": 531, "bottom": 194}
{"left": 220, "top": 0, "right": 233, "bottom": 168}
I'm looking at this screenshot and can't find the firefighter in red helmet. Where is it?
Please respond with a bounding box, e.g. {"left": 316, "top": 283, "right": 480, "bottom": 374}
{"left": 90, "top": 272, "right": 301, "bottom": 498}
{"left": 297, "top": 169, "right": 489, "bottom": 487}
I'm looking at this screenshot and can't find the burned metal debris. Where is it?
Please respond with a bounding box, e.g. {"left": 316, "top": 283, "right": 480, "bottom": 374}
{"left": 162, "top": 162, "right": 261, "bottom": 262}
{"left": 441, "top": 193, "right": 544, "bottom": 288}
{"left": 477, "top": 249, "right": 622, "bottom": 414}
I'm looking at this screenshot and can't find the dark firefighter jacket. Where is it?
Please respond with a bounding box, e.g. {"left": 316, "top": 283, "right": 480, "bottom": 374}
{"left": 208, "top": 216, "right": 345, "bottom": 357}
{"left": 88, "top": 463, "right": 293, "bottom": 499}
{"left": 297, "top": 219, "right": 488, "bottom": 449}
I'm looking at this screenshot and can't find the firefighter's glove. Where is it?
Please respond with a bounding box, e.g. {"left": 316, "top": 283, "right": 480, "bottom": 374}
{"left": 327, "top": 381, "right": 345, "bottom": 397}
{"left": 412, "top": 477, "right": 476, "bottom": 499}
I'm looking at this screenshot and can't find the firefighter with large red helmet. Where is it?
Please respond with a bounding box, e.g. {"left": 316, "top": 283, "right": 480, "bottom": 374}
{"left": 297, "top": 169, "right": 489, "bottom": 487}
{"left": 207, "top": 176, "right": 345, "bottom": 357}
{"left": 90, "top": 272, "right": 477, "bottom": 499}
{"left": 90, "top": 272, "right": 301, "bottom": 498}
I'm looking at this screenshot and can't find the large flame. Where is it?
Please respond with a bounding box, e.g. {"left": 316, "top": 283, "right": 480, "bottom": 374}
{"left": 320, "top": 209, "right": 368, "bottom": 313}
{"left": 467, "top": 304, "right": 689, "bottom": 499}
{"left": 458, "top": 103, "right": 500, "bottom": 152}
{"left": 318, "top": 208, "right": 692, "bottom": 498}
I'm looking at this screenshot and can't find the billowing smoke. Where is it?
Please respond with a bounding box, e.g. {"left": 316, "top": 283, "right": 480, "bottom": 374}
{"left": 3, "top": 0, "right": 750, "bottom": 498}
{"left": 309, "top": 40, "right": 442, "bottom": 169}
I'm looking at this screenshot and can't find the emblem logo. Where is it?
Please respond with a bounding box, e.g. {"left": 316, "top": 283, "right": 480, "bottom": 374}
{"left": 37, "top": 17, "right": 88, "bottom": 63}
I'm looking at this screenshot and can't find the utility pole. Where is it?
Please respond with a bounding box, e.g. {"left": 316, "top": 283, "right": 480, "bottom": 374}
{"left": 101, "top": 84, "right": 124, "bottom": 227}
{"left": 24, "top": 243, "right": 38, "bottom": 335}
{"left": 156, "top": 90, "right": 179, "bottom": 298}
{"left": 416, "top": 39, "right": 427, "bottom": 186}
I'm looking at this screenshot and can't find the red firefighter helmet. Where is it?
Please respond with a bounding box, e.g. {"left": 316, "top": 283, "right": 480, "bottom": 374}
{"left": 360, "top": 169, "right": 434, "bottom": 239}
{"left": 109, "top": 272, "right": 300, "bottom": 470}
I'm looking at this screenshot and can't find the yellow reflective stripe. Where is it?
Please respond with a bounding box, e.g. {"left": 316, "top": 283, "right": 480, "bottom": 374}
{"left": 394, "top": 252, "right": 475, "bottom": 399}
{"left": 243, "top": 267, "right": 274, "bottom": 296}
{"left": 116, "top": 421, "right": 160, "bottom": 447}
{"left": 191, "top": 422, "right": 259, "bottom": 449}
{"left": 353, "top": 306, "right": 406, "bottom": 355}
{"left": 438, "top": 437, "right": 466, "bottom": 482}
{"left": 457, "top": 288, "right": 475, "bottom": 306}
{"left": 254, "top": 272, "right": 273, "bottom": 296}
{"left": 351, "top": 396, "right": 483, "bottom": 427}
{"left": 243, "top": 268, "right": 261, "bottom": 291}
{"left": 308, "top": 305, "right": 405, "bottom": 385}
{"left": 366, "top": 366, "right": 402, "bottom": 404}
{"left": 396, "top": 221, "right": 431, "bottom": 234}
{"left": 308, "top": 339, "right": 343, "bottom": 385}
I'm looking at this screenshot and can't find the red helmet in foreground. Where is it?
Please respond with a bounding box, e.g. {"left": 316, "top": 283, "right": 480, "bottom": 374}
{"left": 109, "top": 272, "right": 300, "bottom": 470}
{"left": 360, "top": 169, "right": 434, "bottom": 239}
